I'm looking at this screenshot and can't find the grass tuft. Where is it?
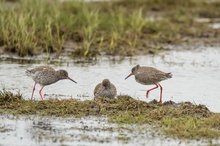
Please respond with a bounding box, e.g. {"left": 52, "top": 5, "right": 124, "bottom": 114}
{"left": 0, "top": 90, "right": 22, "bottom": 103}
{"left": 1, "top": 0, "right": 220, "bottom": 58}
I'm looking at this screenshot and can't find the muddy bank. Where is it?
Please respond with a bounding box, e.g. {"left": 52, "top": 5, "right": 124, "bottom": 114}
{"left": 1, "top": 90, "right": 220, "bottom": 141}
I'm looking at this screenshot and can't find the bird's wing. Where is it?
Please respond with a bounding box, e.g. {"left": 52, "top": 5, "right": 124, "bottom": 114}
{"left": 135, "top": 70, "right": 166, "bottom": 84}
{"left": 110, "top": 83, "right": 117, "bottom": 95}
{"left": 30, "top": 66, "right": 55, "bottom": 74}
{"left": 155, "top": 71, "right": 170, "bottom": 81}
{"left": 94, "top": 83, "right": 101, "bottom": 96}
{"left": 34, "top": 69, "right": 55, "bottom": 82}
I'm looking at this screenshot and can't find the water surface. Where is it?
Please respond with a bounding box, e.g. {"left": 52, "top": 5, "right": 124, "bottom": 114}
{"left": 1, "top": 115, "right": 218, "bottom": 146}
{"left": 1, "top": 46, "right": 220, "bottom": 112}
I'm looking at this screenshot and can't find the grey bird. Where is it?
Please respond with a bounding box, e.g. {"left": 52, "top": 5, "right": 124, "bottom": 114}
{"left": 125, "top": 64, "right": 172, "bottom": 103}
{"left": 26, "top": 66, "right": 77, "bottom": 100}
{"left": 94, "top": 79, "right": 117, "bottom": 98}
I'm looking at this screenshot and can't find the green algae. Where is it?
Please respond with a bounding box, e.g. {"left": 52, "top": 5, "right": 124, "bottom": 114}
{"left": 0, "top": 90, "right": 220, "bottom": 139}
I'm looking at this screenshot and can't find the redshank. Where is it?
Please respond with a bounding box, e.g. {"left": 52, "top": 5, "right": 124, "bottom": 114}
{"left": 94, "top": 79, "right": 117, "bottom": 98}
{"left": 26, "top": 66, "right": 77, "bottom": 100}
{"left": 125, "top": 65, "right": 172, "bottom": 103}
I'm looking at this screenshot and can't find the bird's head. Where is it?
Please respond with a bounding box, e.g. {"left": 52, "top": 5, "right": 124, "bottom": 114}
{"left": 58, "top": 70, "right": 77, "bottom": 84}
{"left": 125, "top": 64, "right": 140, "bottom": 80}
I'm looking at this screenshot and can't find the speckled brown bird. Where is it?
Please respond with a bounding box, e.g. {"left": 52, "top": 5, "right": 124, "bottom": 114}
{"left": 125, "top": 64, "right": 172, "bottom": 103}
{"left": 26, "top": 66, "right": 77, "bottom": 100}
{"left": 94, "top": 79, "right": 117, "bottom": 98}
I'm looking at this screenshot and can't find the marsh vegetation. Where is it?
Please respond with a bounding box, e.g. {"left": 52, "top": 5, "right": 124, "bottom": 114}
{"left": 0, "top": 0, "right": 220, "bottom": 58}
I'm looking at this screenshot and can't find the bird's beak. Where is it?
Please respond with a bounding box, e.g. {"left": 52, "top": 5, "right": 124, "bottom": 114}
{"left": 67, "top": 77, "right": 77, "bottom": 84}
{"left": 125, "top": 73, "right": 133, "bottom": 80}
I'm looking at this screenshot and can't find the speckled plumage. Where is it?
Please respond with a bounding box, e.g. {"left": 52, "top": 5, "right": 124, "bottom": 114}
{"left": 26, "top": 66, "right": 77, "bottom": 100}
{"left": 125, "top": 65, "right": 172, "bottom": 103}
{"left": 94, "top": 79, "right": 117, "bottom": 98}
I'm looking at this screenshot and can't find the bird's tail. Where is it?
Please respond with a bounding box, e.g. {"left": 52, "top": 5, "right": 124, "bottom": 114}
{"left": 166, "top": 72, "right": 173, "bottom": 78}
{"left": 25, "top": 70, "right": 31, "bottom": 77}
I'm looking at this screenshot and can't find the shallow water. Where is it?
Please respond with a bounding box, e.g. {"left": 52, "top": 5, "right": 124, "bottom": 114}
{"left": 1, "top": 46, "right": 220, "bottom": 112}
{"left": 0, "top": 47, "right": 220, "bottom": 145}
{"left": 0, "top": 115, "right": 219, "bottom": 146}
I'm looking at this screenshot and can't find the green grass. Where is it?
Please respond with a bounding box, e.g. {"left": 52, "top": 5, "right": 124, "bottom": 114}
{"left": 0, "top": 0, "right": 220, "bottom": 58}
{"left": 162, "top": 115, "right": 220, "bottom": 139}
{"left": 0, "top": 90, "right": 220, "bottom": 139}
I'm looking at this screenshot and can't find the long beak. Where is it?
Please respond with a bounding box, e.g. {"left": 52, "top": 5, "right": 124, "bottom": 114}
{"left": 67, "top": 77, "right": 77, "bottom": 84}
{"left": 125, "top": 73, "right": 133, "bottom": 80}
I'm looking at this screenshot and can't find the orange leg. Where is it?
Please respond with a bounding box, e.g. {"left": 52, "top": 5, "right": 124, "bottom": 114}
{"left": 146, "top": 83, "right": 158, "bottom": 98}
{"left": 158, "top": 83, "right": 163, "bottom": 103}
{"left": 31, "top": 83, "right": 37, "bottom": 100}
{"left": 39, "top": 86, "right": 45, "bottom": 101}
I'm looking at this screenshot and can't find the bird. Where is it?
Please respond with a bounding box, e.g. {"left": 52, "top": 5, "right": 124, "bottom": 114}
{"left": 125, "top": 64, "right": 172, "bottom": 103}
{"left": 94, "top": 79, "right": 117, "bottom": 98}
{"left": 26, "top": 66, "right": 77, "bottom": 100}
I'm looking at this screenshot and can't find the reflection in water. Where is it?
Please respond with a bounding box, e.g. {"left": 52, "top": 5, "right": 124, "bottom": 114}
{"left": 30, "top": 119, "right": 54, "bottom": 143}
